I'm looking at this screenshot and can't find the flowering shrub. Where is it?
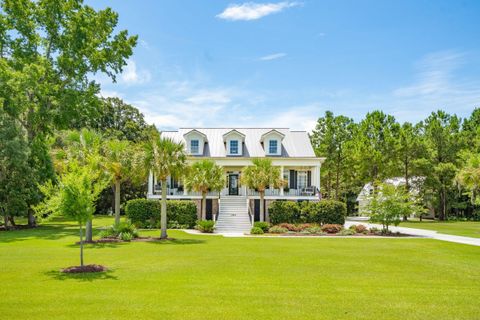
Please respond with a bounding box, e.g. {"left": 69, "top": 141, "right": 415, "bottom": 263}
{"left": 321, "top": 224, "right": 343, "bottom": 234}
{"left": 268, "top": 226, "right": 288, "bottom": 234}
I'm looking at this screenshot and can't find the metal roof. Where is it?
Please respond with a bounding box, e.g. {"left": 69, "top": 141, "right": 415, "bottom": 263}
{"left": 161, "top": 128, "right": 316, "bottom": 158}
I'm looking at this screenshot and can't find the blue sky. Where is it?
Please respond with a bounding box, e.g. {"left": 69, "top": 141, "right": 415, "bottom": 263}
{"left": 89, "top": 0, "right": 480, "bottom": 131}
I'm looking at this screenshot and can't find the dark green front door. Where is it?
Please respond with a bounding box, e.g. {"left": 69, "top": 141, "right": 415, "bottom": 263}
{"left": 228, "top": 174, "right": 239, "bottom": 195}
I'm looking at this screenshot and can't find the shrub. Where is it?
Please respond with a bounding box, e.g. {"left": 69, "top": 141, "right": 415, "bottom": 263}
{"left": 339, "top": 229, "right": 355, "bottom": 236}
{"left": 269, "top": 200, "right": 346, "bottom": 225}
{"left": 125, "top": 199, "right": 197, "bottom": 228}
{"left": 321, "top": 224, "right": 343, "bottom": 234}
{"left": 297, "top": 223, "right": 312, "bottom": 231}
{"left": 278, "top": 223, "right": 300, "bottom": 232}
{"left": 269, "top": 201, "right": 300, "bottom": 225}
{"left": 315, "top": 200, "right": 347, "bottom": 225}
{"left": 253, "top": 221, "right": 270, "bottom": 232}
{"left": 167, "top": 220, "right": 190, "bottom": 229}
{"left": 354, "top": 224, "right": 367, "bottom": 233}
{"left": 268, "top": 226, "right": 288, "bottom": 234}
{"left": 99, "top": 221, "right": 139, "bottom": 240}
{"left": 250, "top": 227, "right": 264, "bottom": 235}
{"left": 119, "top": 231, "right": 133, "bottom": 241}
{"left": 167, "top": 200, "right": 197, "bottom": 228}
{"left": 125, "top": 199, "right": 159, "bottom": 228}
{"left": 305, "top": 226, "right": 323, "bottom": 234}
{"left": 196, "top": 220, "right": 215, "bottom": 233}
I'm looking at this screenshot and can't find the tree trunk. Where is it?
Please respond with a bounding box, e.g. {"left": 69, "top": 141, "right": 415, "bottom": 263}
{"left": 114, "top": 179, "right": 121, "bottom": 225}
{"left": 260, "top": 192, "right": 265, "bottom": 222}
{"left": 8, "top": 216, "right": 15, "bottom": 227}
{"left": 201, "top": 193, "right": 207, "bottom": 221}
{"left": 85, "top": 220, "right": 93, "bottom": 242}
{"left": 28, "top": 209, "right": 36, "bottom": 227}
{"left": 160, "top": 179, "right": 168, "bottom": 239}
{"left": 403, "top": 162, "right": 409, "bottom": 221}
{"left": 79, "top": 223, "right": 84, "bottom": 267}
{"left": 3, "top": 215, "right": 8, "bottom": 230}
{"left": 439, "top": 186, "right": 446, "bottom": 221}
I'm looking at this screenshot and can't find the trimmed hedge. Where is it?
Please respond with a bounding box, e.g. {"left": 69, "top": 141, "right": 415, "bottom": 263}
{"left": 269, "top": 200, "right": 346, "bottom": 225}
{"left": 125, "top": 199, "right": 197, "bottom": 228}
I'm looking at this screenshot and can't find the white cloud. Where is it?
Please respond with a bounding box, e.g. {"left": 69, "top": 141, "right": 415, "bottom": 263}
{"left": 259, "top": 52, "right": 287, "bottom": 61}
{"left": 121, "top": 59, "right": 151, "bottom": 84}
{"left": 217, "top": 2, "right": 300, "bottom": 21}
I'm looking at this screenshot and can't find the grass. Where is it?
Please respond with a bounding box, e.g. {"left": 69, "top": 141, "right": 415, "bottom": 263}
{"left": 399, "top": 220, "right": 480, "bottom": 238}
{"left": 1, "top": 216, "right": 479, "bottom": 320}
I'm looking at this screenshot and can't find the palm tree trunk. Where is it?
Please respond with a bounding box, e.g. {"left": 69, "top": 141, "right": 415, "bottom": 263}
{"left": 201, "top": 193, "right": 207, "bottom": 220}
{"left": 85, "top": 220, "right": 92, "bottom": 242}
{"left": 260, "top": 192, "right": 265, "bottom": 222}
{"left": 3, "top": 215, "right": 8, "bottom": 230}
{"left": 114, "top": 179, "right": 121, "bottom": 225}
{"left": 161, "top": 179, "right": 168, "bottom": 239}
{"left": 79, "top": 223, "right": 84, "bottom": 267}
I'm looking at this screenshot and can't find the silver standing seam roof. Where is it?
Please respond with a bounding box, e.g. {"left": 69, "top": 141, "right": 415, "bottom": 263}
{"left": 161, "top": 128, "right": 316, "bottom": 158}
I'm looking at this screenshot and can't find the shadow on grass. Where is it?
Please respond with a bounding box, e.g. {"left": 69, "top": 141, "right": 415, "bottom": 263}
{"left": 66, "top": 241, "right": 126, "bottom": 249}
{"left": 44, "top": 269, "right": 118, "bottom": 282}
{"left": 142, "top": 238, "right": 206, "bottom": 245}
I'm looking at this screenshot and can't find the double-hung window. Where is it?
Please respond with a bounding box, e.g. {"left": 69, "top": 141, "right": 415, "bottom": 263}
{"left": 269, "top": 140, "right": 278, "bottom": 154}
{"left": 230, "top": 140, "right": 239, "bottom": 155}
{"left": 190, "top": 140, "right": 199, "bottom": 154}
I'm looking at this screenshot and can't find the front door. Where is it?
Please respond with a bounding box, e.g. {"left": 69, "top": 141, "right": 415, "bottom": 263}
{"left": 228, "top": 174, "right": 239, "bottom": 195}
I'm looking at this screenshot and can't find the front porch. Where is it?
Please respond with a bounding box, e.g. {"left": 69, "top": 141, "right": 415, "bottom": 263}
{"left": 147, "top": 165, "right": 321, "bottom": 200}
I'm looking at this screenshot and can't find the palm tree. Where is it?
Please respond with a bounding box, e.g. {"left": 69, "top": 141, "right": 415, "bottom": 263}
{"left": 241, "top": 158, "right": 284, "bottom": 222}
{"left": 456, "top": 152, "right": 480, "bottom": 206}
{"left": 103, "top": 139, "right": 134, "bottom": 225}
{"left": 143, "top": 136, "right": 186, "bottom": 239}
{"left": 53, "top": 129, "right": 105, "bottom": 241}
{"left": 184, "top": 160, "right": 225, "bottom": 221}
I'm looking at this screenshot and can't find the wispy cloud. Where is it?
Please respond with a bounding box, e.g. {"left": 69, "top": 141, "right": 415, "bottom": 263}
{"left": 217, "top": 2, "right": 301, "bottom": 21}
{"left": 121, "top": 59, "right": 151, "bottom": 85}
{"left": 259, "top": 52, "right": 287, "bottom": 61}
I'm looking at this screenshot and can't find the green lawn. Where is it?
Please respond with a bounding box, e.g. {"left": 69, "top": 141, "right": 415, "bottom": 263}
{"left": 1, "top": 216, "right": 479, "bottom": 320}
{"left": 399, "top": 220, "right": 480, "bottom": 238}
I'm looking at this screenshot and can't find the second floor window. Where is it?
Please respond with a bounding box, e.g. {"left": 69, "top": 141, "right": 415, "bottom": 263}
{"left": 230, "top": 140, "right": 238, "bottom": 154}
{"left": 269, "top": 140, "right": 278, "bottom": 154}
{"left": 191, "top": 140, "right": 199, "bottom": 154}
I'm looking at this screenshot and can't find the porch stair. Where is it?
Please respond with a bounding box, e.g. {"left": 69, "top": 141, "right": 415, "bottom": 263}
{"left": 215, "top": 196, "right": 251, "bottom": 234}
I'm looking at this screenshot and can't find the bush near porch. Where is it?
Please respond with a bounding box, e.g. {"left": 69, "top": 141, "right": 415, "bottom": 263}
{"left": 125, "top": 199, "right": 197, "bottom": 229}
{"left": 269, "top": 200, "right": 346, "bottom": 225}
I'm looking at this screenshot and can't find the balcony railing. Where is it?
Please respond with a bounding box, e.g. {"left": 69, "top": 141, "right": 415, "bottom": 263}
{"left": 154, "top": 185, "right": 220, "bottom": 197}
{"left": 247, "top": 186, "right": 319, "bottom": 197}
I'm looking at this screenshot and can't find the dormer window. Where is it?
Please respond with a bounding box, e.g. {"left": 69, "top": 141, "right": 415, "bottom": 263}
{"left": 269, "top": 140, "right": 278, "bottom": 154}
{"left": 191, "top": 140, "right": 199, "bottom": 154}
{"left": 223, "top": 129, "right": 245, "bottom": 156}
{"left": 230, "top": 140, "right": 239, "bottom": 155}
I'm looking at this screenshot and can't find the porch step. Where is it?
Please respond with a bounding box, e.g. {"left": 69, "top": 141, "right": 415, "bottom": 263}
{"left": 215, "top": 196, "right": 251, "bottom": 234}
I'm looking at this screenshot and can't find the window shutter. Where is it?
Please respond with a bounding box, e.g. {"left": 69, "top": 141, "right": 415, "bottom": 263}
{"left": 289, "top": 170, "right": 295, "bottom": 189}
{"left": 307, "top": 171, "right": 312, "bottom": 187}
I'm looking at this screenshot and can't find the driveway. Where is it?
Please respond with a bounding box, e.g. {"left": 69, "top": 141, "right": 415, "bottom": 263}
{"left": 345, "top": 220, "right": 480, "bottom": 247}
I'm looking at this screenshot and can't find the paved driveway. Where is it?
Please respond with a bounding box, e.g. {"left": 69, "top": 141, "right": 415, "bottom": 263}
{"left": 345, "top": 220, "right": 480, "bottom": 247}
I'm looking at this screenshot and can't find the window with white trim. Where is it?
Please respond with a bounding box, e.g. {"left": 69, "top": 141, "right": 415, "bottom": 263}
{"left": 268, "top": 140, "right": 278, "bottom": 154}
{"left": 230, "top": 140, "right": 239, "bottom": 155}
{"left": 297, "top": 171, "right": 308, "bottom": 189}
{"left": 190, "top": 139, "right": 199, "bottom": 154}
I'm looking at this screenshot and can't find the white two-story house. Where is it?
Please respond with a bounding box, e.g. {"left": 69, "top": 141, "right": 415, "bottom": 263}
{"left": 147, "top": 128, "right": 324, "bottom": 233}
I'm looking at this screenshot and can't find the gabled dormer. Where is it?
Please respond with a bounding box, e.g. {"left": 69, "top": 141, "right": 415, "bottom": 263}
{"left": 223, "top": 129, "right": 245, "bottom": 156}
{"left": 183, "top": 129, "right": 207, "bottom": 156}
{"left": 260, "top": 129, "right": 285, "bottom": 156}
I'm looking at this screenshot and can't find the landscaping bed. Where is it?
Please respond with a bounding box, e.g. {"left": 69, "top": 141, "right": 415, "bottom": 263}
{"left": 250, "top": 222, "right": 413, "bottom": 237}
{"left": 61, "top": 264, "right": 107, "bottom": 273}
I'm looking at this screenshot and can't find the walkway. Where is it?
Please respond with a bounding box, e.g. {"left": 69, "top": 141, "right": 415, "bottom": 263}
{"left": 345, "top": 221, "right": 480, "bottom": 247}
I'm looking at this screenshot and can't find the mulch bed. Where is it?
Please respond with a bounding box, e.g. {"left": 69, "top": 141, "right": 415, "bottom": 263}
{"left": 61, "top": 264, "right": 107, "bottom": 273}
{"left": 75, "top": 236, "right": 177, "bottom": 244}
{"left": 259, "top": 232, "right": 415, "bottom": 237}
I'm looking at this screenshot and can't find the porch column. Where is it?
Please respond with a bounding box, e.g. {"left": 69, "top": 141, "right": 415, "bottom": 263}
{"left": 313, "top": 165, "right": 321, "bottom": 192}
{"left": 280, "top": 166, "right": 284, "bottom": 196}
{"left": 148, "top": 171, "right": 154, "bottom": 196}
